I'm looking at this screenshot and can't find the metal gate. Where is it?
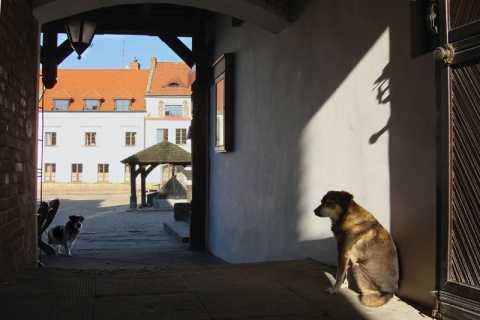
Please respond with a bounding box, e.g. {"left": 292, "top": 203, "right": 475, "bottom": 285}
{"left": 435, "top": 0, "right": 480, "bottom": 318}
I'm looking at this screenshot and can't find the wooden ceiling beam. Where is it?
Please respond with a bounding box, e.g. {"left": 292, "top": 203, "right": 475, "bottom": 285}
{"left": 158, "top": 35, "right": 195, "bottom": 68}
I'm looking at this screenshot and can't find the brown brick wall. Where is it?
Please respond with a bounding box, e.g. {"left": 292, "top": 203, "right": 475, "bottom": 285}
{"left": 0, "top": 0, "right": 39, "bottom": 275}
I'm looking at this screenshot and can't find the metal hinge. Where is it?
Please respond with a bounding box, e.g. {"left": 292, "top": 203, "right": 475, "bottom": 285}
{"left": 431, "top": 291, "right": 442, "bottom": 319}
{"left": 427, "top": 0, "right": 439, "bottom": 35}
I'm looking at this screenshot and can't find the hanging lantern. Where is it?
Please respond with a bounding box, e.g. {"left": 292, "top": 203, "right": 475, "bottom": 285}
{"left": 65, "top": 20, "right": 96, "bottom": 60}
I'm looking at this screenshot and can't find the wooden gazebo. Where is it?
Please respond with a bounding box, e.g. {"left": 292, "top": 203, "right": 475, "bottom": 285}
{"left": 121, "top": 141, "right": 191, "bottom": 210}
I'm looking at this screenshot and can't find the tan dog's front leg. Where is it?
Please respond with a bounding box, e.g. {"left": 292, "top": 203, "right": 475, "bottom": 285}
{"left": 326, "top": 253, "right": 350, "bottom": 294}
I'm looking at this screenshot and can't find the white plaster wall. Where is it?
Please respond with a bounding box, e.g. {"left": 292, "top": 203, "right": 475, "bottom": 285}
{"left": 208, "top": 0, "right": 436, "bottom": 306}
{"left": 38, "top": 112, "right": 145, "bottom": 183}
{"left": 144, "top": 95, "right": 192, "bottom": 149}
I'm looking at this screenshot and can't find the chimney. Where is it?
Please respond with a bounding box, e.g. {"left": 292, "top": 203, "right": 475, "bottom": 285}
{"left": 130, "top": 57, "right": 140, "bottom": 69}
{"left": 150, "top": 56, "right": 157, "bottom": 69}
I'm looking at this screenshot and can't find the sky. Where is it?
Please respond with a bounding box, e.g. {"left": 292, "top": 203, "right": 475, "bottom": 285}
{"left": 55, "top": 34, "right": 192, "bottom": 69}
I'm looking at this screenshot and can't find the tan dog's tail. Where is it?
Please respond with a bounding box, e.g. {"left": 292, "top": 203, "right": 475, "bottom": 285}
{"left": 360, "top": 292, "right": 393, "bottom": 307}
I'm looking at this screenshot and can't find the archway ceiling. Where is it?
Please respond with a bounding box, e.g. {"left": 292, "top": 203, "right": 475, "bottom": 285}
{"left": 40, "top": 3, "right": 212, "bottom": 37}
{"left": 33, "top": 0, "right": 294, "bottom": 34}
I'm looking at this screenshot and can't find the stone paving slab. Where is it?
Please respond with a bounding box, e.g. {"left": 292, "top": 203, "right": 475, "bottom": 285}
{"left": 22, "top": 194, "right": 434, "bottom": 319}
{"left": 0, "top": 259, "right": 432, "bottom": 320}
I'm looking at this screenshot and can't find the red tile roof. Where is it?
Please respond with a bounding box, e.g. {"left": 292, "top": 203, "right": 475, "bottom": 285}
{"left": 39, "top": 61, "right": 192, "bottom": 112}
{"left": 50, "top": 89, "right": 72, "bottom": 99}
{"left": 40, "top": 69, "right": 150, "bottom": 111}
{"left": 82, "top": 89, "right": 102, "bottom": 99}
{"left": 147, "top": 62, "right": 191, "bottom": 96}
{"left": 112, "top": 89, "right": 134, "bottom": 99}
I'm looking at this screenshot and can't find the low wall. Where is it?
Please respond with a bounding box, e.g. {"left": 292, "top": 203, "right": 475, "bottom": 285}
{"left": 38, "top": 183, "right": 135, "bottom": 194}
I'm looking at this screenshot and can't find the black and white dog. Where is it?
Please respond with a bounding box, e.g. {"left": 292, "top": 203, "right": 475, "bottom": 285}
{"left": 47, "top": 215, "right": 85, "bottom": 256}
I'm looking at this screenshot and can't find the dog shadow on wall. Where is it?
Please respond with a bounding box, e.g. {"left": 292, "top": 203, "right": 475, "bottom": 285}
{"left": 370, "top": 63, "right": 391, "bottom": 145}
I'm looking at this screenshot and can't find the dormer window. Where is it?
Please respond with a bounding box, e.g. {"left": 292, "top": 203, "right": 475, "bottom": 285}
{"left": 51, "top": 89, "right": 72, "bottom": 111}
{"left": 85, "top": 99, "right": 100, "bottom": 111}
{"left": 112, "top": 89, "right": 133, "bottom": 111}
{"left": 54, "top": 99, "right": 70, "bottom": 111}
{"left": 165, "top": 82, "right": 181, "bottom": 88}
{"left": 115, "top": 99, "right": 131, "bottom": 111}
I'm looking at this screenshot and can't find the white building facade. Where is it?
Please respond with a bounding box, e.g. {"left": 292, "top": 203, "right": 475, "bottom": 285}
{"left": 38, "top": 111, "right": 145, "bottom": 189}
{"left": 37, "top": 59, "right": 192, "bottom": 193}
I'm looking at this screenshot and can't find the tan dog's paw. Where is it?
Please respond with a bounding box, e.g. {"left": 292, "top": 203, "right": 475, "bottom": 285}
{"left": 325, "top": 287, "right": 338, "bottom": 294}
{"left": 341, "top": 279, "right": 348, "bottom": 289}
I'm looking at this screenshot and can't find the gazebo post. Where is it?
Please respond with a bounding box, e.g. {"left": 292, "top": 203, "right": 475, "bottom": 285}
{"left": 129, "top": 164, "right": 137, "bottom": 210}
{"left": 140, "top": 165, "right": 147, "bottom": 207}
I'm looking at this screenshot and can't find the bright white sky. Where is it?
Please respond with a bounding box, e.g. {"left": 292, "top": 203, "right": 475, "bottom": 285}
{"left": 56, "top": 34, "right": 192, "bottom": 69}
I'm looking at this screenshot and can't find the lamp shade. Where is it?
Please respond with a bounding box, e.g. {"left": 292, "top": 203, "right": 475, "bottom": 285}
{"left": 65, "top": 20, "right": 96, "bottom": 59}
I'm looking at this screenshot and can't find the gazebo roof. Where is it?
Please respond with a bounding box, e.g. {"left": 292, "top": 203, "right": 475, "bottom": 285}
{"left": 120, "top": 141, "right": 191, "bottom": 166}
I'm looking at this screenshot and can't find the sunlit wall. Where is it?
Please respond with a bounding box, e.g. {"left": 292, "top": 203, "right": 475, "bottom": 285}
{"left": 209, "top": 0, "right": 436, "bottom": 307}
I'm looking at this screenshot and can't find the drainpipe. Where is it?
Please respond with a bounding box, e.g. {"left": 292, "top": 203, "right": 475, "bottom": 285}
{"left": 144, "top": 113, "right": 149, "bottom": 149}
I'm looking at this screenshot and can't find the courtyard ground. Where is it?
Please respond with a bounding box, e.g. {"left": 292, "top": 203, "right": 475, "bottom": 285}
{"left": 0, "top": 192, "right": 433, "bottom": 319}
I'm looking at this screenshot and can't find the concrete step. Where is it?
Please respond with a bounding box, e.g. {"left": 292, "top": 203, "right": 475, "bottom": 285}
{"left": 163, "top": 220, "right": 189, "bottom": 243}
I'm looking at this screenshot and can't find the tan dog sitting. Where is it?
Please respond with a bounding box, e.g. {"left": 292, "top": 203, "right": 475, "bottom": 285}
{"left": 314, "top": 191, "right": 399, "bottom": 307}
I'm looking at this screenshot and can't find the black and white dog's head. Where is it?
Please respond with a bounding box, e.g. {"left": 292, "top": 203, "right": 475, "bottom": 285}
{"left": 67, "top": 215, "right": 84, "bottom": 230}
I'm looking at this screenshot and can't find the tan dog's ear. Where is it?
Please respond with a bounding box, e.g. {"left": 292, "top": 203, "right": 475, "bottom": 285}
{"left": 338, "top": 191, "right": 354, "bottom": 212}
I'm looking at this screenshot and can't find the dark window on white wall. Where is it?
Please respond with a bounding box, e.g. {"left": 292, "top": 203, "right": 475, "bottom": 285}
{"left": 44, "top": 163, "right": 56, "bottom": 182}
{"left": 85, "top": 132, "right": 96, "bottom": 146}
{"left": 124, "top": 164, "right": 131, "bottom": 182}
{"left": 98, "top": 164, "right": 109, "bottom": 182}
{"left": 71, "top": 163, "right": 83, "bottom": 182}
{"left": 157, "top": 128, "right": 168, "bottom": 142}
{"left": 45, "top": 132, "right": 57, "bottom": 146}
{"left": 125, "top": 132, "right": 136, "bottom": 146}
{"left": 176, "top": 128, "right": 187, "bottom": 145}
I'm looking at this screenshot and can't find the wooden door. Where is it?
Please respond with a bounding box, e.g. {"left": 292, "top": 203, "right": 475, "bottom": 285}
{"left": 435, "top": 0, "right": 480, "bottom": 318}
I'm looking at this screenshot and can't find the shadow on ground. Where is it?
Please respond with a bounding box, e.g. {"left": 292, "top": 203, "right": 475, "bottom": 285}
{"left": 26, "top": 194, "right": 432, "bottom": 319}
